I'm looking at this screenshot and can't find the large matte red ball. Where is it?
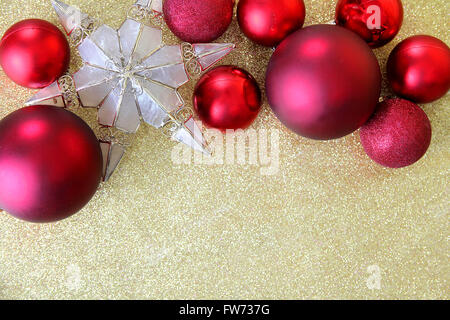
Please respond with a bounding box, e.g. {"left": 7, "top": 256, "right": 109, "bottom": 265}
{"left": 266, "top": 25, "right": 381, "bottom": 140}
{"left": 336, "top": 0, "right": 403, "bottom": 48}
{"left": 193, "top": 66, "right": 262, "bottom": 130}
{"left": 0, "top": 19, "right": 70, "bottom": 89}
{"left": 237, "top": 0, "right": 306, "bottom": 47}
{"left": 387, "top": 35, "right": 450, "bottom": 103}
{"left": 163, "top": 0, "right": 234, "bottom": 43}
{"left": 0, "top": 106, "right": 103, "bottom": 223}
{"left": 360, "top": 99, "right": 432, "bottom": 168}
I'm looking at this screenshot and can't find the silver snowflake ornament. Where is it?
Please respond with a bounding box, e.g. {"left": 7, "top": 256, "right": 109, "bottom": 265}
{"left": 26, "top": 0, "right": 235, "bottom": 181}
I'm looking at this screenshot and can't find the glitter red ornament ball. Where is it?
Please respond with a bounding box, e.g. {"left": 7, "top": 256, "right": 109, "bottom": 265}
{"left": 335, "top": 0, "right": 403, "bottom": 48}
{"left": 387, "top": 35, "right": 450, "bottom": 103}
{"left": 360, "top": 99, "right": 432, "bottom": 168}
{"left": 163, "top": 0, "right": 234, "bottom": 43}
{"left": 0, "top": 19, "right": 70, "bottom": 89}
{"left": 0, "top": 106, "right": 103, "bottom": 223}
{"left": 193, "top": 66, "right": 262, "bottom": 131}
{"left": 266, "top": 25, "right": 381, "bottom": 140}
{"left": 237, "top": 0, "right": 306, "bottom": 47}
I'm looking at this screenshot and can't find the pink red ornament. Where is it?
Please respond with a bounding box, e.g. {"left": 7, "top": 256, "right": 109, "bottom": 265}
{"left": 193, "top": 66, "right": 261, "bottom": 131}
{"left": 237, "top": 0, "right": 306, "bottom": 47}
{"left": 163, "top": 0, "right": 234, "bottom": 43}
{"left": 0, "top": 106, "right": 103, "bottom": 223}
{"left": 0, "top": 19, "right": 70, "bottom": 89}
{"left": 360, "top": 99, "right": 432, "bottom": 168}
{"left": 335, "top": 0, "right": 403, "bottom": 48}
{"left": 266, "top": 25, "right": 381, "bottom": 140}
{"left": 387, "top": 35, "right": 450, "bottom": 103}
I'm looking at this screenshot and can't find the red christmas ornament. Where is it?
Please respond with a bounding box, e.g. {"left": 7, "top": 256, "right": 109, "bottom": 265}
{"left": 0, "top": 19, "right": 70, "bottom": 89}
{"left": 237, "top": 0, "right": 306, "bottom": 47}
{"left": 335, "top": 0, "right": 403, "bottom": 48}
{"left": 360, "top": 98, "right": 432, "bottom": 168}
{"left": 266, "top": 25, "right": 381, "bottom": 140}
{"left": 163, "top": 0, "right": 234, "bottom": 43}
{"left": 193, "top": 66, "right": 262, "bottom": 131}
{"left": 387, "top": 35, "right": 450, "bottom": 103}
{"left": 0, "top": 106, "right": 103, "bottom": 223}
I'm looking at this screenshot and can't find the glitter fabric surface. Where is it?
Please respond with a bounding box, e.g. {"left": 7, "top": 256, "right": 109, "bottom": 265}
{"left": 0, "top": 0, "right": 448, "bottom": 299}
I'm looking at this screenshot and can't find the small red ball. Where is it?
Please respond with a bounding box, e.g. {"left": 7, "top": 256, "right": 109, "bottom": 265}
{"left": 237, "top": 0, "right": 306, "bottom": 47}
{"left": 193, "top": 66, "right": 262, "bottom": 130}
{"left": 0, "top": 106, "right": 103, "bottom": 223}
{"left": 336, "top": 0, "right": 403, "bottom": 48}
{"left": 387, "top": 35, "right": 450, "bottom": 103}
{"left": 0, "top": 19, "right": 70, "bottom": 89}
{"left": 163, "top": 0, "right": 234, "bottom": 43}
{"left": 266, "top": 25, "right": 381, "bottom": 140}
{"left": 360, "top": 98, "right": 432, "bottom": 168}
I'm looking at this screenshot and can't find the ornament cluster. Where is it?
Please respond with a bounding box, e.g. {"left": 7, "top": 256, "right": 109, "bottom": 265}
{"left": 235, "top": 0, "right": 448, "bottom": 170}
{"left": 0, "top": 0, "right": 449, "bottom": 223}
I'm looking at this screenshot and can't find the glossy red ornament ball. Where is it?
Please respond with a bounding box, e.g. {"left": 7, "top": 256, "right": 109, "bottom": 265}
{"left": 266, "top": 25, "right": 381, "bottom": 140}
{"left": 360, "top": 98, "right": 431, "bottom": 168}
{"left": 163, "top": 0, "right": 234, "bottom": 43}
{"left": 0, "top": 19, "right": 70, "bottom": 89}
{"left": 387, "top": 35, "right": 450, "bottom": 103}
{"left": 193, "top": 66, "right": 262, "bottom": 131}
{"left": 0, "top": 106, "right": 103, "bottom": 223}
{"left": 336, "top": 0, "right": 403, "bottom": 48}
{"left": 237, "top": 0, "right": 306, "bottom": 47}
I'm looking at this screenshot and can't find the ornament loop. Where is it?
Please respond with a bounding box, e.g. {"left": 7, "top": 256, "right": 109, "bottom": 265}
{"left": 174, "top": 106, "right": 194, "bottom": 123}
{"left": 181, "top": 43, "right": 196, "bottom": 61}
{"left": 161, "top": 120, "right": 180, "bottom": 138}
{"left": 98, "top": 126, "right": 134, "bottom": 147}
{"left": 127, "top": 4, "right": 163, "bottom": 26}
{"left": 181, "top": 43, "right": 202, "bottom": 77}
{"left": 58, "top": 74, "right": 80, "bottom": 109}
{"left": 70, "top": 16, "right": 98, "bottom": 46}
{"left": 186, "top": 60, "right": 202, "bottom": 77}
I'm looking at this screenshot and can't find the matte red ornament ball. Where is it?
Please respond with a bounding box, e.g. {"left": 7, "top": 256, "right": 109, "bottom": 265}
{"left": 387, "top": 35, "right": 450, "bottom": 103}
{"left": 163, "top": 0, "right": 234, "bottom": 43}
{"left": 266, "top": 25, "right": 381, "bottom": 140}
{"left": 193, "top": 66, "right": 262, "bottom": 131}
{"left": 0, "top": 19, "right": 70, "bottom": 89}
{"left": 237, "top": 0, "right": 306, "bottom": 47}
{"left": 336, "top": 0, "right": 403, "bottom": 48}
{"left": 360, "top": 98, "right": 432, "bottom": 168}
{"left": 0, "top": 106, "right": 103, "bottom": 223}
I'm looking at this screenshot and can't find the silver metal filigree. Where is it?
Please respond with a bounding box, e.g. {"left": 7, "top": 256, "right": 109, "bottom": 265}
{"left": 128, "top": 0, "right": 164, "bottom": 26}
{"left": 26, "top": 0, "right": 234, "bottom": 181}
{"left": 58, "top": 74, "right": 80, "bottom": 108}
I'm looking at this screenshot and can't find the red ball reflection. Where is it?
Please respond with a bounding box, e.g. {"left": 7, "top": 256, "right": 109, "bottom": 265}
{"left": 336, "top": 0, "right": 403, "bottom": 48}
{"left": 0, "top": 19, "right": 70, "bottom": 89}
{"left": 193, "top": 66, "right": 262, "bottom": 130}
{"left": 237, "top": 0, "right": 306, "bottom": 47}
{"left": 0, "top": 106, "right": 103, "bottom": 223}
{"left": 387, "top": 35, "right": 450, "bottom": 103}
{"left": 266, "top": 25, "right": 381, "bottom": 140}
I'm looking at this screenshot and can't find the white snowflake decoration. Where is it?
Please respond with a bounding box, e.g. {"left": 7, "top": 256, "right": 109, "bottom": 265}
{"left": 26, "top": 0, "right": 235, "bottom": 181}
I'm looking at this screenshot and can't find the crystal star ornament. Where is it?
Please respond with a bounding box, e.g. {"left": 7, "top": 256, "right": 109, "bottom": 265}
{"left": 26, "top": 0, "right": 235, "bottom": 181}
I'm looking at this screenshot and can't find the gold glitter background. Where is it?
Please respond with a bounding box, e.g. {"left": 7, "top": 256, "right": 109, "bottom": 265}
{"left": 0, "top": 0, "right": 448, "bottom": 300}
